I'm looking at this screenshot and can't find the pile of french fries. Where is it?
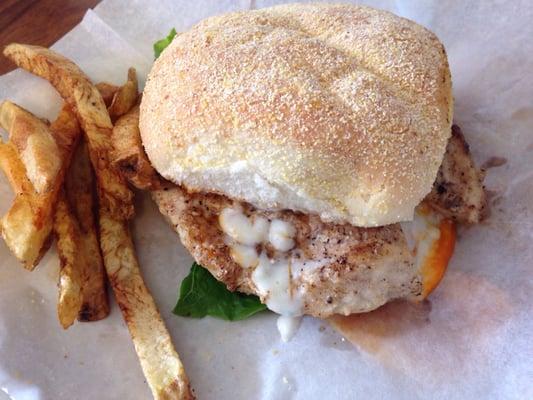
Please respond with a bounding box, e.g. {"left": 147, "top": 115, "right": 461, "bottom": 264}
{"left": 0, "top": 44, "right": 192, "bottom": 400}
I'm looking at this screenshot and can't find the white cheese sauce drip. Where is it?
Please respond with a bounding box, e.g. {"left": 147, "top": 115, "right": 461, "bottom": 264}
{"left": 277, "top": 315, "right": 303, "bottom": 342}
{"left": 218, "top": 207, "right": 302, "bottom": 341}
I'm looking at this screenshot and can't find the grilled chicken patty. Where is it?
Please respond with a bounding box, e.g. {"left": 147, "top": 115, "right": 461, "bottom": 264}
{"left": 152, "top": 126, "right": 485, "bottom": 317}
{"left": 426, "top": 125, "right": 486, "bottom": 223}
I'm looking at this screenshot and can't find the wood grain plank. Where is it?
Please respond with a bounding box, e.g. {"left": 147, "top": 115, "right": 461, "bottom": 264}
{"left": 0, "top": 0, "right": 100, "bottom": 75}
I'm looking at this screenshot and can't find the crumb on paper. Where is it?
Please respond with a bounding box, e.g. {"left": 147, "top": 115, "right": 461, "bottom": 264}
{"left": 282, "top": 375, "right": 294, "bottom": 391}
{"left": 481, "top": 157, "right": 507, "bottom": 170}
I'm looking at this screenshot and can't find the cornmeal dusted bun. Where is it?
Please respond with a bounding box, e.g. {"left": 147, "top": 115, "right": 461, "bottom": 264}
{"left": 140, "top": 3, "right": 452, "bottom": 227}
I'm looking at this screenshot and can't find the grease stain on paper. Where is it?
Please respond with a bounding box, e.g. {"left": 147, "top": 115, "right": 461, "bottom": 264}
{"left": 329, "top": 270, "right": 513, "bottom": 382}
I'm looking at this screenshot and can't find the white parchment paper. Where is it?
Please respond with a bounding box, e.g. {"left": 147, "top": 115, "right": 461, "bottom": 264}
{"left": 0, "top": 1, "right": 531, "bottom": 399}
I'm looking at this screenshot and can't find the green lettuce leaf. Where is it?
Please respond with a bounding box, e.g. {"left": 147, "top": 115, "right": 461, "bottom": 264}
{"left": 153, "top": 28, "right": 177, "bottom": 59}
{"left": 173, "top": 263, "right": 267, "bottom": 321}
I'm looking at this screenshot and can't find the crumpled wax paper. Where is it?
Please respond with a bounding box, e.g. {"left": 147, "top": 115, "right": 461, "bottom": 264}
{"left": 0, "top": 1, "right": 531, "bottom": 399}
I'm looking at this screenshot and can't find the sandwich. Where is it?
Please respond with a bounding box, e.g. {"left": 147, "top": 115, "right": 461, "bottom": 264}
{"left": 139, "top": 3, "right": 486, "bottom": 340}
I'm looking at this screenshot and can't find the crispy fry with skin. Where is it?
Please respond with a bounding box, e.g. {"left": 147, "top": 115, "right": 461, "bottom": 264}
{"left": 0, "top": 143, "right": 50, "bottom": 266}
{"left": 0, "top": 101, "right": 60, "bottom": 193}
{"left": 0, "top": 141, "right": 35, "bottom": 194}
{"left": 1, "top": 192, "right": 52, "bottom": 267}
{"left": 96, "top": 82, "right": 119, "bottom": 107}
{"left": 108, "top": 67, "right": 138, "bottom": 120}
{"left": 100, "top": 212, "right": 193, "bottom": 399}
{"left": 64, "top": 141, "right": 109, "bottom": 321}
{"left": 4, "top": 44, "right": 193, "bottom": 398}
{"left": 0, "top": 105, "right": 79, "bottom": 269}
{"left": 51, "top": 104, "right": 82, "bottom": 150}
{"left": 54, "top": 191, "right": 84, "bottom": 329}
{"left": 111, "top": 104, "right": 162, "bottom": 190}
{"left": 4, "top": 43, "right": 134, "bottom": 221}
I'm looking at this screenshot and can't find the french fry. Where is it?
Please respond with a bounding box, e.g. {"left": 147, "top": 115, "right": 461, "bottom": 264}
{"left": 50, "top": 103, "right": 81, "bottom": 150}
{"left": 0, "top": 101, "right": 60, "bottom": 193}
{"left": 0, "top": 105, "right": 79, "bottom": 269}
{"left": 111, "top": 104, "right": 162, "bottom": 190}
{"left": 54, "top": 191, "right": 84, "bottom": 329}
{"left": 0, "top": 141, "right": 35, "bottom": 195}
{"left": 100, "top": 213, "right": 193, "bottom": 399}
{"left": 108, "top": 67, "right": 138, "bottom": 120}
{"left": 5, "top": 44, "right": 194, "bottom": 399}
{"left": 4, "top": 44, "right": 134, "bottom": 221}
{"left": 64, "top": 141, "right": 109, "bottom": 321}
{"left": 1, "top": 193, "right": 53, "bottom": 267}
{"left": 0, "top": 141, "right": 51, "bottom": 266}
{"left": 96, "top": 82, "right": 119, "bottom": 107}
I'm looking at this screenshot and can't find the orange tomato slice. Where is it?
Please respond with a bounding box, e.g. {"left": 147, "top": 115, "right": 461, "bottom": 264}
{"left": 421, "top": 218, "right": 456, "bottom": 298}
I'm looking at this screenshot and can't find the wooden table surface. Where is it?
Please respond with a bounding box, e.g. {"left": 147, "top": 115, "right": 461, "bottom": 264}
{"left": 0, "top": 0, "right": 100, "bottom": 75}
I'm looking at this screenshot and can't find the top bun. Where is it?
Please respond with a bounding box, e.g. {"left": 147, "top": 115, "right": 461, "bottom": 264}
{"left": 140, "top": 3, "right": 452, "bottom": 227}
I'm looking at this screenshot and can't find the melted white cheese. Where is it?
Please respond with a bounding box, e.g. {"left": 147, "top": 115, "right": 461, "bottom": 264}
{"left": 229, "top": 243, "right": 259, "bottom": 268}
{"left": 252, "top": 252, "right": 302, "bottom": 316}
{"left": 268, "top": 219, "right": 296, "bottom": 252}
{"left": 219, "top": 207, "right": 269, "bottom": 245}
